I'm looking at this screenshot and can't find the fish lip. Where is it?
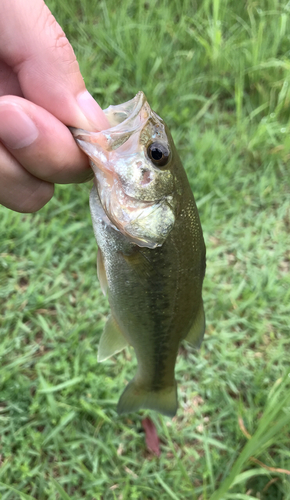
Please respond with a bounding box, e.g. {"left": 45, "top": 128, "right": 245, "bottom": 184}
{"left": 70, "top": 91, "right": 147, "bottom": 138}
{"left": 103, "top": 91, "right": 147, "bottom": 131}
{"left": 69, "top": 92, "right": 149, "bottom": 179}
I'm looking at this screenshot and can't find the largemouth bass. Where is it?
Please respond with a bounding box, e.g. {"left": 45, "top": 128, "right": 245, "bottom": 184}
{"left": 71, "top": 92, "right": 206, "bottom": 417}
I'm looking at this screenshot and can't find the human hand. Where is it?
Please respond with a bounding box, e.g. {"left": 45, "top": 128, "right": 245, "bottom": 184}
{"left": 0, "top": 0, "right": 110, "bottom": 213}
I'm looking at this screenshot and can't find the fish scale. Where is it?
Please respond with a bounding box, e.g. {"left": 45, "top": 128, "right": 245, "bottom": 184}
{"left": 71, "top": 92, "right": 206, "bottom": 417}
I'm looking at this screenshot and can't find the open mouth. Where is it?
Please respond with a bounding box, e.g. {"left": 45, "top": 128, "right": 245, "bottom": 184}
{"left": 103, "top": 91, "right": 147, "bottom": 129}
{"left": 70, "top": 91, "right": 148, "bottom": 144}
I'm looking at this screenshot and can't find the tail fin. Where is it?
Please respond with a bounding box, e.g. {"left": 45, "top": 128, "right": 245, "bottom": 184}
{"left": 117, "top": 379, "right": 178, "bottom": 417}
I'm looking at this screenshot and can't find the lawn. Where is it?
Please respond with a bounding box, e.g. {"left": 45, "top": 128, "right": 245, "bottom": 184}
{"left": 1, "top": 0, "right": 290, "bottom": 498}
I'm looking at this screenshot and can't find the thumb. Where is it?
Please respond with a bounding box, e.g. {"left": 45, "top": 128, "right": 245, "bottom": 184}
{"left": 0, "top": 0, "right": 110, "bottom": 131}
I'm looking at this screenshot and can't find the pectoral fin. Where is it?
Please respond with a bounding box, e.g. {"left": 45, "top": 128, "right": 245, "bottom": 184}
{"left": 184, "top": 301, "right": 205, "bottom": 348}
{"left": 98, "top": 315, "right": 129, "bottom": 362}
{"left": 97, "top": 248, "right": 108, "bottom": 296}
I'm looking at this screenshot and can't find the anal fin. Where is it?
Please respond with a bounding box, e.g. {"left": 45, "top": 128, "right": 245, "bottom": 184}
{"left": 98, "top": 315, "right": 129, "bottom": 362}
{"left": 184, "top": 301, "right": 205, "bottom": 348}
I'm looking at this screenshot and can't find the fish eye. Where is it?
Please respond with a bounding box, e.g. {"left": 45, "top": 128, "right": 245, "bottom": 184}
{"left": 147, "top": 142, "right": 170, "bottom": 167}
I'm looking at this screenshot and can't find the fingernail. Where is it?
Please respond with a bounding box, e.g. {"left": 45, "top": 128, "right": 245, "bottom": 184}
{"left": 0, "top": 103, "right": 39, "bottom": 149}
{"left": 77, "top": 91, "right": 110, "bottom": 130}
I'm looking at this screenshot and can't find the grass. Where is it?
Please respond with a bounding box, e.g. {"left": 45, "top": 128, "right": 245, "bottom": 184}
{"left": 1, "top": 0, "right": 290, "bottom": 498}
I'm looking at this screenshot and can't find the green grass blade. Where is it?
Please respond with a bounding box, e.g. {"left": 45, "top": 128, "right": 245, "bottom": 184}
{"left": 155, "top": 474, "right": 181, "bottom": 500}
{"left": 50, "top": 478, "right": 71, "bottom": 500}
{"left": 0, "top": 482, "right": 36, "bottom": 500}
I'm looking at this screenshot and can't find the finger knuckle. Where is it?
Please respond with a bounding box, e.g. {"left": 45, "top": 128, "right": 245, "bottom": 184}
{"left": 21, "top": 182, "right": 54, "bottom": 213}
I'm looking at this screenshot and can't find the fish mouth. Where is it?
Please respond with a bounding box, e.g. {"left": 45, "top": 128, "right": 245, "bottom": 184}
{"left": 70, "top": 91, "right": 148, "bottom": 152}
{"left": 101, "top": 91, "right": 147, "bottom": 130}
{"left": 70, "top": 90, "right": 160, "bottom": 218}
{"left": 69, "top": 92, "right": 151, "bottom": 184}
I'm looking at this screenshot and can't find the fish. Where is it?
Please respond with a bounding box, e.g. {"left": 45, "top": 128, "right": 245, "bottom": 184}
{"left": 70, "top": 91, "right": 206, "bottom": 417}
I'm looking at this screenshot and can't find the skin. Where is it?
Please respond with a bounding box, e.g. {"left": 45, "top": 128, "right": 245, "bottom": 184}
{"left": 0, "top": 0, "right": 110, "bottom": 213}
